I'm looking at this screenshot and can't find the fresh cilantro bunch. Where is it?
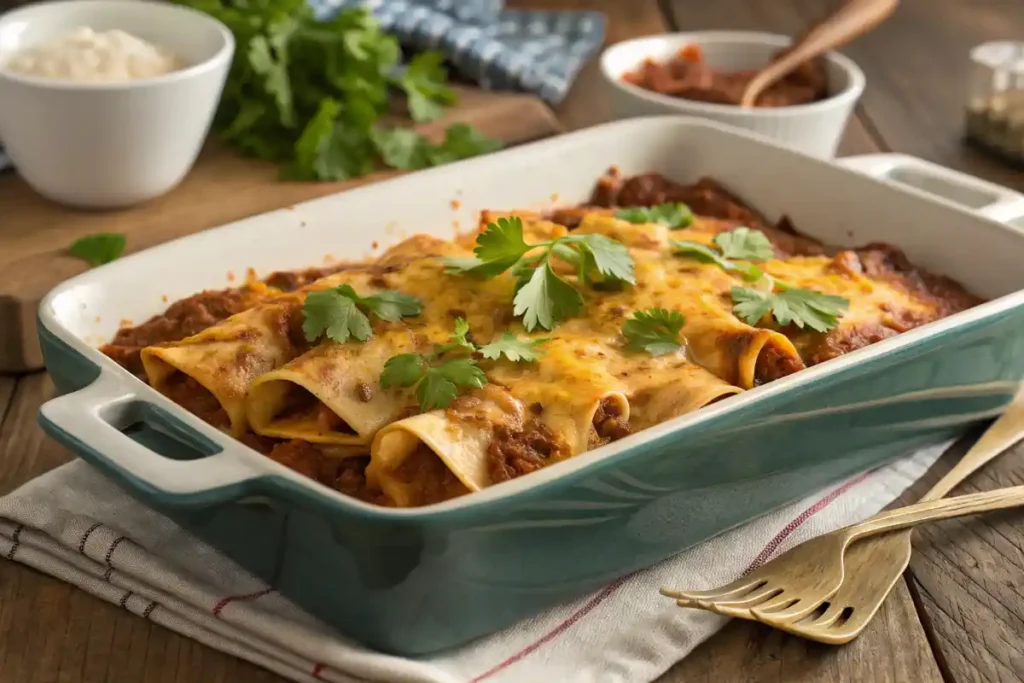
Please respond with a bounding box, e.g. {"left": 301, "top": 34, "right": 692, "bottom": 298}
{"left": 672, "top": 227, "right": 849, "bottom": 332}
{"left": 302, "top": 285, "right": 422, "bottom": 343}
{"left": 174, "top": 1, "right": 500, "bottom": 180}
{"left": 616, "top": 203, "right": 693, "bottom": 229}
{"left": 622, "top": 308, "right": 685, "bottom": 356}
{"left": 444, "top": 217, "right": 636, "bottom": 331}
{"left": 380, "top": 319, "right": 546, "bottom": 411}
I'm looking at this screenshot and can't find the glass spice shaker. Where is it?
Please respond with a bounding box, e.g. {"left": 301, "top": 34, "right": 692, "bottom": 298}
{"left": 965, "top": 41, "right": 1024, "bottom": 168}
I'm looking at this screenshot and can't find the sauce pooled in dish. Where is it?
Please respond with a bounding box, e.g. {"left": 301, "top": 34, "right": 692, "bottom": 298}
{"left": 623, "top": 44, "right": 829, "bottom": 108}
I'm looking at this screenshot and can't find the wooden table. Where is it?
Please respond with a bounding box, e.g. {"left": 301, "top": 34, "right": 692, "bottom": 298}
{"left": 2, "top": 0, "right": 1024, "bottom": 681}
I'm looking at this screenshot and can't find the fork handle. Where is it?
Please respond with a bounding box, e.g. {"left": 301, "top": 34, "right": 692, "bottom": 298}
{"left": 920, "top": 388, "right": 1024, "bottom": 502}
{"left": 849, "top": 484, "right": 1024, "bottom": 540}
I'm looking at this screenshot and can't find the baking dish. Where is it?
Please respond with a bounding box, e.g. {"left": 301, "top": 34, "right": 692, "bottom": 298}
{"left": 37, "top": 117, "right": 1024, "bottom": 655}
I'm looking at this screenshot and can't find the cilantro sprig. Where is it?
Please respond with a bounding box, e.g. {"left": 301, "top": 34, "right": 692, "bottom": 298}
{"left": 479, "top": 332, "right": 549, "bottom": 362}
{"left": 302, "top": 285, "right": 422, "bottom": 344}
{"left": 380, "top": 319, "right": 545, "bottom": 411}
{"left": 731, "top": 284, "right": 849, "bottom": 333}
{"left": 69, "top": 233, "right": 126, "bottom": 267}
{"left": 622, "top": 309, "right": 685, "bottom": 356}
{"left": 174, "top": 2, "right": 501, "bottom": 181}
{"left": 672, "top": 227, "right": 849, "bottom": 332}
{"left": 616, "top": 203, "right": 693, "bottom": 229}
{"left": 444, "top": 217, "right": 635, "bottom": 331}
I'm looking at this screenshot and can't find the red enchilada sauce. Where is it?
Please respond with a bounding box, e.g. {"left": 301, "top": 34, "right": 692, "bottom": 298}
{"left": 622, "top": 44, "right": 829, "bottom": 108}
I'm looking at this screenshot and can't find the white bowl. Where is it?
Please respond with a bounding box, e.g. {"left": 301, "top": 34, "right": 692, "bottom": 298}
{"left": 0, "top": 0, "right": 233, "bottom": 208}
{"left": 599, "top": 31, "right": 866, "bottom": 159}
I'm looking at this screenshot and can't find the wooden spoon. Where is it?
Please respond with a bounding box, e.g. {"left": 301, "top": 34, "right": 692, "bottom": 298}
{"left": 739, "top": 0, "right": 899, "bottom": 108}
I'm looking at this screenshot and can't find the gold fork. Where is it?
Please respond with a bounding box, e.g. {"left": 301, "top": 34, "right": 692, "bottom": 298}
{"left": 662, "top": 482, "right": 1024, "bottom": 622}
{"left": 660, "top": 392, "right": 1024, "bottom": 631}
{"left": 756, "top": 392, "right": 1024, "bottom": 643}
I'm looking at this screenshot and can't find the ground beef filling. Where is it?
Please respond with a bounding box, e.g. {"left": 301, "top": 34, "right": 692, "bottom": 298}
{"left": 487, "top": 422, "right": 562, "bottom": 484}
{"left": 159, "top": 374, "right": 229, "bottom": 429}
{"left": 265, "top": 439, "right": 381, "bottom": 503}
{"left": 592, "top": 399, "right": 631, "bottom": 443}
{"left": 392, "top": 445, "right": 471, "bottom": 506}
{"left": 755, "top": 344, "right": 806, "bottom": 386}
{"left": 274, "top": 386, "right": 353, "bottom": 434}
{"left": 101, "top": 286, "right": 267, "bottom": 375}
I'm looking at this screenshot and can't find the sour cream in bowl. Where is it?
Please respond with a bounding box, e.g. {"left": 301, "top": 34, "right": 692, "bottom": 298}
{"left": 0, "top": 1, "right": 233, "bottom": 208}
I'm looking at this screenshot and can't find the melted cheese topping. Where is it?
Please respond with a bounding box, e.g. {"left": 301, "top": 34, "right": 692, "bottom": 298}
{"left": 138, "top": 212, "right": 962, "bottom": 507}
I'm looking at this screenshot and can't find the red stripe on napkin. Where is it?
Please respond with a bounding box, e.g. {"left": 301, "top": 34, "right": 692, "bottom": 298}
{"left": 211, "top": 587, "right": 276, "bottom": 617}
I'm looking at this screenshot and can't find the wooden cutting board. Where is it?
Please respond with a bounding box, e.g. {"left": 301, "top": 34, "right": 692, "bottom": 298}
{"left": 0, "top": 87, "right": 562, "bottom": 373}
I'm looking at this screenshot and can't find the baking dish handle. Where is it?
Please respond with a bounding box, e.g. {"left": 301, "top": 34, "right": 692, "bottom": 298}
{"left": 39, "top": 372, "right": 267, "bottom": 496}
{"left": 838, "top": 153, "right": 1024, "bottom": 224}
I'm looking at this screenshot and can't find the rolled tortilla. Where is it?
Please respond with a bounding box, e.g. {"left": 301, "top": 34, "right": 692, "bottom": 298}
{"left": 141, "top": 235, "right": 454, "bottom": 436}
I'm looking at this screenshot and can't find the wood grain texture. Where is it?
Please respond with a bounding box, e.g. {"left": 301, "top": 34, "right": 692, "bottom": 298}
{"left": 0, "top": 87, "right": 561, "bottom": 373}
{"left": 660, "top": 580, "right": 944, "bottom": 683}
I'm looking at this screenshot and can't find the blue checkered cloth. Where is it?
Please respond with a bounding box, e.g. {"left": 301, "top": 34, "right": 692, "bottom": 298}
{"left": 0, "top": 1, "right": 605, "bottom": 173}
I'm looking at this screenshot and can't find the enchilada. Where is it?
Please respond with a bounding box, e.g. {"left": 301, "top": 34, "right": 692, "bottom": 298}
{"left": 100, "top": 170, "right": 984, "bottom": 508}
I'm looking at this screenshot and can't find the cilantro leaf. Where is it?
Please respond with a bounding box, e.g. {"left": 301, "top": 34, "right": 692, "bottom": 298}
{"left": 288, "top": 97, "right": 375, "bottom": 181}
{"left": 416, "top": 368, "right": 460, "bottom": 411}
{"left": 380, "top": 353, "right": 427, "bottom": 388}
{"left": 370, "top": 127, "right": 431, "bottom": 170}
{"left": 447, "top": 217, "right": 635, "bottom": 330}
{"left": 729, "top": 288, "right": 776, "bottom": 327}
{"left": 446, "top": 317, "right": 476, "bottom": 351}
{"left": 360, "top": 289, "right": 423, "bottom": 321}
{"left": 714, "top": 227, "right": 774, "bottom": 261}
{"left": 379, "top": 320, "right": 495, "bottom": 411}
{"left": 479, "top": 333, "right": 548, "bottom": 362}
{"left": 671, "top": 239, "right": 763, "bottom": 282}
{"left": 731, "top": 286, "right": 849, "bottom": 332}
{"left": 622, "top": 308, "right": 686, "bottom": 356}
{"left": 616, "top": 203, "right": 693, "bottom": 229}
{"left": 396, "top": 51, "right": 458, "bottom": 123}
{"left": 416, "top": 357, "right": 488, "bottom": 410}
{"left": 302, "top": 289, "right": 372, "bottom": 344}
{"left": 426, "top": 124, "right": 503, "bottom": 165}
{"left": 445, "top": 216, "right": 532, "bottom": 278}
{"left": 69, "top": 233, "right": 126, "bottom": 267}
{"left": 514, "top": 263, "right": 584, "bottom": 332}
{"left": 302, "top": 285, "right": 421, "bottom": 343}
{"left": 569, "top": 233, "right": 636, "bottom": 285}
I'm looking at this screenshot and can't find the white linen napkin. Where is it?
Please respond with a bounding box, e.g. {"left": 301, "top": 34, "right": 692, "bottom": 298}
{"left": 0, "top": 445, "right": 947, "bottom": 683}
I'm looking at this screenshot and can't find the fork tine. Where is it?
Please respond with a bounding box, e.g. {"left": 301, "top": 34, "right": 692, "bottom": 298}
{"left": 660, "top": 575, "right": 767, "bottom": 602}
{"left": 679, "top": 582, "right": 786, "bottom": 610}
{"left": 748, "top": 593, "right": 806, "bottom": 617}
{"left": 804, "top": 600, "right": 848, "bottom": 628}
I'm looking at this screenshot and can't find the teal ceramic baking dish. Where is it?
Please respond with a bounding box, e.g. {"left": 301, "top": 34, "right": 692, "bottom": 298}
{"left": 37, "top": 118, "right": 1024, "bottom": 655}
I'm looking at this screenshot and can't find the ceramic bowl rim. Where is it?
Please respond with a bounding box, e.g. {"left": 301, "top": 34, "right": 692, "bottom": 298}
{"left": 0, "top": 0, "right": 235, "bottom": 91}
{"left": 599, "top": 30, "right": 866, "bottom": 118}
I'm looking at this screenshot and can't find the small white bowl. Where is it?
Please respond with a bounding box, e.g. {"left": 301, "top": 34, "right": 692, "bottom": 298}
{"left": 600, "top": 31, "right": 866, "bottom": 159}
{"left": 0, "top": 0, "right": 233, "bottom": 209}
